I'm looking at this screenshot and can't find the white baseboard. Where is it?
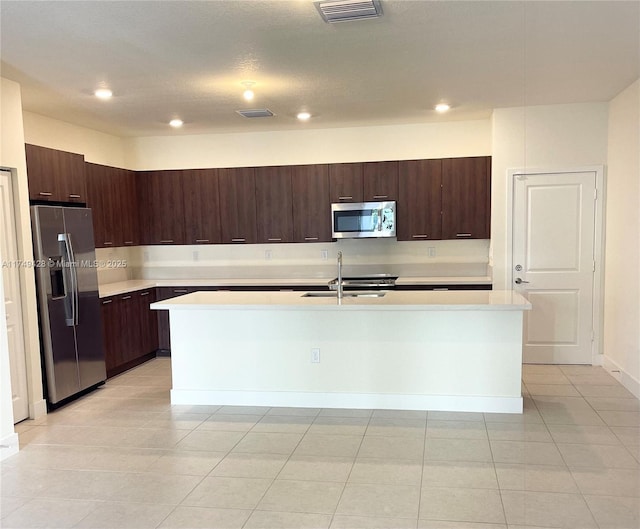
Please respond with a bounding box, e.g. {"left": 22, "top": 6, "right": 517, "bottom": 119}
{"left": 603, "top": 356, "right": 640, "bottom": 399}
{"left": 171, "top": 390, "right": 523, "bottom": 414}
{"left": 29, "top": 399, "right": 47, "bottom": 420}
{"left": 0, "top": 432, "right": 19, "bottom": 462}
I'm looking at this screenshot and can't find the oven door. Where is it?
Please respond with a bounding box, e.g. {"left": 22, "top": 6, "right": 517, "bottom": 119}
{"left": 331, "top": 201, "right": 396, "bottom": 239}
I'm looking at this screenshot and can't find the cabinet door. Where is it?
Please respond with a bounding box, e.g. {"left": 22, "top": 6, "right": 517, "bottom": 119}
{"left": 292, "top": 164, "right": 331, "bottom": 243}
{"left": 85, "top": 163, "right": 111, "bottom": 248}
{"left": 182, "top": 169, "right": 222, "bottom": 244}
{"left": 119, "top": 294, "right": 139, "bottom": 363}
{"left": 100, "top": 297, "right": 120, "bottom": 375}
{"left": 255, "top": 166, "right": 293, "bottom": 243}
{"left": 363, "top": 161, "right": 398, "bottom": 202}
{"left": 329, "top": 163, "right": 363, "bottom": 203}
{"left": 397, "top": 159, "right": 443, "bottom": 241}
{"left": 137, "top": 289, "right": 158, "bottom": 355}
{"left": 137, "top": 170, "right": 186, "bottom": 245}
{"left": 25, "top": 144, "right": 55, "bottom": 200}
{"left": 119, "top": 169, "right": 139, "bottom": 246}
{"left": 57, "top": 149, "right": 86, "bottom": 203}
{"left": 218, "top": 167, "right": 257, "bottom": 244}
{"left": 442, "top": 157, "right": 491, "bottom": 240}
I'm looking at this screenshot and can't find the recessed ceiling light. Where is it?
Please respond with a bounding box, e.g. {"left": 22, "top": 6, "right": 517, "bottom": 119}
{"left": 297, "top": 112, "right": 311, "bottom": 121}
{"left": 94, "top": 88, "right": 112, "bottom": 99}
{"left": 169, "top": 119, "right": 184, "bottom": 128}
{"left": 435, "top": 103, "right": 450, "bottom": 113}
{"left": 241, "top": 81, "right": 256, "bottom": 102}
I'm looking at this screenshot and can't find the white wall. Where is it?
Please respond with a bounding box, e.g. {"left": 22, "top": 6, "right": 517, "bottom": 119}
{"left": 23, "top": 112, "right": 127, "bottom": 168}
{"left": 124, "top": 119, "right": 491, "bottom": 170}
{"left": 0, "top": 78, "right": 45, "bottom": 458}
{"left": 491, "top": 103, "right": 609, "bottom": 290}
{"left": 604, "top": 80, "right": 640, "bottom": 395}
{"left": 1, "top": 79, "right": 46, "bottom": 424}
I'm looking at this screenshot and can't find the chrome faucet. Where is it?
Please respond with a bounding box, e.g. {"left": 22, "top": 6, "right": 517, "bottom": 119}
{"left": 337, "top": 251, "right": 343, "bottom": 301}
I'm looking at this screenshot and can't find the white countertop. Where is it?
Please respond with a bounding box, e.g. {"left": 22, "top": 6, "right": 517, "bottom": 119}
{"left": 99, "top": 276, "right": 492, "bottom": 298}
{"left": 151, "top": 289, "right": 530, "bottom": 312}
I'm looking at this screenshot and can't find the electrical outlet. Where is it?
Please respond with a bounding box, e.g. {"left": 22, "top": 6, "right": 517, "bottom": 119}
{"left": 265, "top": 250, "right": 272, "bottom": 261}
{"left": 193, "top": 250, "right": 199, "bottom": 261}
{"left": 427, "top": 247, "right": 436, "bottom": 258}
{"left": 311, "top": 348, "right": 320, "bottom": 363}
{"left": 320, "top": 250, "right": 328, "bottom": 260}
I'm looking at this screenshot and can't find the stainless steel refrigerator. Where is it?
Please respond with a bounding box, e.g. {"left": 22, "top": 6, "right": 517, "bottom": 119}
{"left": 31, "top": 205, "right": 106, "bottom": 405}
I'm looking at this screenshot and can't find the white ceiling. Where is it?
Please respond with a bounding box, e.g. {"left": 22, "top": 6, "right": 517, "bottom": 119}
{"left": 1, "top": 1, "right": 638, "bottom": 137}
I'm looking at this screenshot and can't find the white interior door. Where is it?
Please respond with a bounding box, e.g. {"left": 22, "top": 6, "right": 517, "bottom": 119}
{"left": 512, "top": 171, "right": 596, "bottom": 364}
{"left": 0, "top": 169, "right": 29, "bottom": 422}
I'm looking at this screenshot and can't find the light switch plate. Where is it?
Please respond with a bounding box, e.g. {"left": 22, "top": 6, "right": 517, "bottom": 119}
{"left": 311, "top": 348, "right": 320, "bottom": 363}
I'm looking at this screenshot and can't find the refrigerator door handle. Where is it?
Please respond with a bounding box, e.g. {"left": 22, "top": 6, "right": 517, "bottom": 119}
{"left": 66, "top": 232, "right": 80, "bottom": 326}
{"left": 58, "top": 233, "right": 77, "bottom": 326}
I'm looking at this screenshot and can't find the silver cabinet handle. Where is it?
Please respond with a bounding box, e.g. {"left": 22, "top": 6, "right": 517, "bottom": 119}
{"left": 102, "top": 299, "right": 113, "bottom": 305}
{"left": 69, "top": 194, "right": 81, "bottom": 199}
{"left": 121, "top": 295, "right": 132, "bottom": 300}
{"left": 412, "top": 234, "right": 428, "bottom": 239}
{"left": 103, "top": 241, "right": 113, "bottom": 246}
{"left": 124, "top": 241, "right": 134, "bottom": 245}
{"left": 304, "top": 237, "right": 319, "bottom": 241}
{"left": 173, "top": 289, "right": 188, "bottom": 293}
{"left": 373, "top": 195, "right": 388, "bottom": 199}
{"left": 39, "top": 192, "right": 53, "bottom": 196}
{"left": 231, "top": 238, "right": 246, "bottom": 242}
{"left": 267, "top": 238, "right": 282, "bottom": 242}
{"left": 195, "top": 239, "right": 209, "bottom": 243}
{"left": 160, "top": 239, "right": 174, "bottom": 244}
{"left": 456, "top": 233, "right": 472, "bottom": 238}
{"left": 514, "top": 278, "right": 530, "bottom": 285}
{"left": 338, "top": 196, "right": 353, "bottom": 200}
{"left": 140, "top": 292, "right": 150, "bottom": 297}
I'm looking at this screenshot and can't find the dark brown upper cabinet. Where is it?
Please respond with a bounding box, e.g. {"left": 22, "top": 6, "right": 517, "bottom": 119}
{"left": 86, "top": 164, "right": 139, "bottom": 248}
{"left": 86, "top": 162, "right": 114, "bottom": 247}
{"left": 255, "top": 166, "right": 294, "bottom": 243}
{"left": 182, "top": 169, "right": 222, "bottom": 244}
{"left": 119, "top": 168, "right": 139, "bottom": 246}
{"left": 218, "top": 167, "right": 258, "bottom": 244}
{"left": 441, "top": 156, "right": 491, "bottom": 240}
{"left": 363, "top": 161, "right": 398, "bottom": 202}
{"left": 25, "top": 143, "right": 86, "bottom": 203}
{"left": 291, "top": 164, "right": 331, "bottom": 243}
{"left": 397, "top": 159, "right": 443, "bottom": 241}
{"left": 329, "top": 163, "right": 363, "bottom": 203}
{"left": 136, "top": 170, "right": 186, "bottom": 245}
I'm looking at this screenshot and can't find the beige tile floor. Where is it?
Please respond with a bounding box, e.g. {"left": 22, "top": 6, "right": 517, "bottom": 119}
{"left": 1, "top": 359, "right": 639, "bottom": 529}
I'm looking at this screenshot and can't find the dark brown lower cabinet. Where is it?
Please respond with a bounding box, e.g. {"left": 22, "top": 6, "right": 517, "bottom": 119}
{"left": 155, "top": 287, "right": 197, "bottom": 352}
{"left": 101, "top": 289, "right": 159, "bottom": 378}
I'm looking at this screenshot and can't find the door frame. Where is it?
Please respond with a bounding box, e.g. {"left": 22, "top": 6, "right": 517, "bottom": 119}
{"left": 506, "top": 165, "right": 606, "bottom": 365}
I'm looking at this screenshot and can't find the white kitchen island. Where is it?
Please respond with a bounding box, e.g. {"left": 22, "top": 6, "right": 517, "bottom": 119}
{"left": 152, "top": 290, "right": 531, "bottom": 413}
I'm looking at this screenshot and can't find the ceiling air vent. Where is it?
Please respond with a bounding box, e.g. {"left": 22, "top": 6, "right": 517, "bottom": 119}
{"left": 315, "top": 0, "right": 383, "bottom": 23}
{"left": 236, "top": 109, "right": 274, "bottom": 118}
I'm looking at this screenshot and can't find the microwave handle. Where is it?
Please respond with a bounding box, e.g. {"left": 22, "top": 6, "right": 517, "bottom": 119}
{"left": 377, "top": 208, "right": 383, "bottom": 231}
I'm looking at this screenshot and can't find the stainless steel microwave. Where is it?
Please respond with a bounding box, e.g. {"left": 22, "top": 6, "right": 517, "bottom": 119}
{"left": 331, "top": 201, "right": 396, "bottom": 239}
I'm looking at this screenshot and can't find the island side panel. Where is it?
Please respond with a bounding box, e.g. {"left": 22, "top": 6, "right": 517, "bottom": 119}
{"left": 168, "top": 308, "right": 524, "bottom": 413}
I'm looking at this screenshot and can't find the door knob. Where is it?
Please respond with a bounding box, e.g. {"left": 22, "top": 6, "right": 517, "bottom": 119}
{"left": 514, "top": 278, "right": 530, "bottom": 284}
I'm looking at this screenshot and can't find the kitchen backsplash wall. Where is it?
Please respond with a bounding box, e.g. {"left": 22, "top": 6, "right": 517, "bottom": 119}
{"left": 116, "top": 239, "right": 490, "bottom": 281}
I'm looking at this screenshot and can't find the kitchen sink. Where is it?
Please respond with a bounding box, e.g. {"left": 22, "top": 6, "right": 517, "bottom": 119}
{"left": 302, "top": 291, "right": 387, "bottom": 298}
